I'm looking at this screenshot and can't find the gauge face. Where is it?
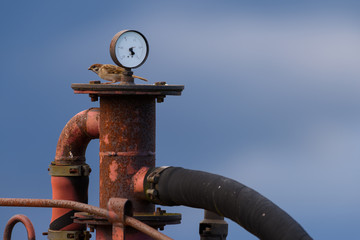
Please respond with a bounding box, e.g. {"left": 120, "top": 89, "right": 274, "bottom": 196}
{"left": 110, "top": 30, "right": 149, "bottom": 69}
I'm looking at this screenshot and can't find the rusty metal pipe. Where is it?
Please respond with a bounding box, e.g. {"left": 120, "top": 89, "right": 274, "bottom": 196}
{"left": 99, "top": 96, "right": 155, "bottom": 211}
{"left": 124, "top": 217, "right": 172, "bottom": 240}
{"left": 0, "top": 198, "right": 108, "bottom": 222}
{"left": 51, "top": 108, "right": 100, "bottom": 231}
{"left": 3, "top": 214, "right": 36, "bottom": 240}
{"left": 98, "top": 95, "right": 156, "bottom": 239}
{"left": 54, "top": 108, "right": 100, "bottom": 165}
{"left": 0, "top": 198, "right": 173, "bottom": 240}
{"left": 71, "top": 83, "right": 184, "bottom": 239}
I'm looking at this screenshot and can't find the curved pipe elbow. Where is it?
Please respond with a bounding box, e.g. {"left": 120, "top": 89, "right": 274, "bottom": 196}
{"left": 4, "top": 214, "right": 35, "bottom": 240}
{"left": 142, "top": 167, "right": 313, "bottom": 240}
{"left": 55, "top": 108, "right": 100, "bottom": 165}
{"left": 50, "top": 108, "right": 100, "bottom": 231}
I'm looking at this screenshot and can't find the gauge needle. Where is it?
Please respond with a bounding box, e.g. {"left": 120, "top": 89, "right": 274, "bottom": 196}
{"left": 129, "top": 47, "right": 135, "bottom": 56}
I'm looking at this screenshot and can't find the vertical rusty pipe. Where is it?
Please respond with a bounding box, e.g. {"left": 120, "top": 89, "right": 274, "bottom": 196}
{"left": 4, "top": 214, "right": 36, "bottom": 240}
{"left": 98, "top": 95, "right": 155, "bottom": 240}
{"left": 50, "top": 108, "right": 99, "bottom": 231}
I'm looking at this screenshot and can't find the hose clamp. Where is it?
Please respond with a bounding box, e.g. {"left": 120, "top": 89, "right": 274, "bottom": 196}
{"left": 48, "top": 162, "right": 91, "bottom": 177}
{"left": 46, "top": 230, "right": 91, "bottom": 240}
{"left": 145, "top": 166, "right": 170, "bottom": 202}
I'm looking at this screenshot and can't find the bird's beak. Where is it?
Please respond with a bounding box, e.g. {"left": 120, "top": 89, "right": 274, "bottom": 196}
{"left": 88, "top": 67, "right": 91, "bottom": 70}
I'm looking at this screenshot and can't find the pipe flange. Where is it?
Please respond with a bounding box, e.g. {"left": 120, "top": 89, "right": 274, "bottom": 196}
{"left": 46, "top": 229, "right": 91, "bottom": 240}
{"left": 72, "top": 211, "right": 181, "bottom": 231}
{"left": 48, "top": 162, "right": 91, "bottom": 177}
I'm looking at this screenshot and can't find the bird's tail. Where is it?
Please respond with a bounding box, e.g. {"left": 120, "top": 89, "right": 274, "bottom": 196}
{"left": 132, "top": 75, "right": 148, "bottom": 82}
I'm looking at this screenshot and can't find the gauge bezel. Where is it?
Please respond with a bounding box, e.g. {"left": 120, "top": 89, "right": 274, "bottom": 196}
{"left": 110, "top": 30, "right": 149, "bottom": 69}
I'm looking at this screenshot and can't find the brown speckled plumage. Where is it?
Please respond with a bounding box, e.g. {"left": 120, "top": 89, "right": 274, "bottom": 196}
{"left": 88, "top": 64, "right": 148, "bottom": 83}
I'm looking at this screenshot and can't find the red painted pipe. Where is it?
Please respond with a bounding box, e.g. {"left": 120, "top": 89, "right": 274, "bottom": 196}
{"left": 3, "top": 214, "right": 36, "bottom": 240}
{"left": 50, "top": 108, "right": 99, "bottom": 231}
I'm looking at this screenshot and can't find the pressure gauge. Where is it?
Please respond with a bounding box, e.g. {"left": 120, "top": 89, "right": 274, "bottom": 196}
{"left": 110, "top": 30, "right": 149, "bottom": 69}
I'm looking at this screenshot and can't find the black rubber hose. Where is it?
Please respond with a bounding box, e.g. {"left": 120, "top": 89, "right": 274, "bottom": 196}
{"left": 149, "top": 167, "right": 312, "bottom": 240}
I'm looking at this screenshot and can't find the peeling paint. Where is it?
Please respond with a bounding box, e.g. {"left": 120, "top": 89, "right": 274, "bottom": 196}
{"left": 104, "top": 134, "right": 110, "bottom": 144}
{"left": 109, "top": 160, "right": 119, "bottom": 182}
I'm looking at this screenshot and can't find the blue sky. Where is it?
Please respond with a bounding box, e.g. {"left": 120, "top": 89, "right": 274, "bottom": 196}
{"left": 1, "top": 1, "right": 360, "bottom": 239}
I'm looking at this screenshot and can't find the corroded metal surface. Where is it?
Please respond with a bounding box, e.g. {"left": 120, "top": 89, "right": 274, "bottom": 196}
{"left": 73, "top": 210, "right": 181, "bottom": 231}
{"left": 107, "top": 198, "right": 133, "bottom": 224}
{"left": 71, "top": 83, "right": 184, "bottom": 96}
{"left": 55, "top": 108, "right": 100, "bottom": 165}
{"left": 125, "top": 217, "right": 173, "bottom": 240}
{"left": 133, "top": 167, "right": 150, "bottom": 200}
{"left": 98, "top": 94, "right": 156, "bottom": 240}
{"left": 51, "top": 108, "right": 100, "bottom": 231}
{"left": 0, "top": 198, "right": 108, "bottom": 217}
{"left": 3, "top": 214, "right": 36, "bottom": 240}
{"left": 71, "top": 83, "right": 184, "bottom": 239}
{"left": 112, "top": 224, "right": 125, "bottom": 240}
{"left": 99, "top": 95, "right": 156, "bottom": 213}
{"left": 0, "top": 198, "right": 172, "bottom": 240}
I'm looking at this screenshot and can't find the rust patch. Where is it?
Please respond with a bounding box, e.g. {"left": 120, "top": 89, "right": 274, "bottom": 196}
{"left": 104, "top": 134, "right": 110, "bottom": 144}
{"left": 109, "top": 160, "right": 119, "bottom": 182}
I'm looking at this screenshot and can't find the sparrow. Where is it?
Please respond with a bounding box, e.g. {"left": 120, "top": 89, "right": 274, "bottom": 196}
{"left": 88, "top": 64, "right": 148, "bottom": 83}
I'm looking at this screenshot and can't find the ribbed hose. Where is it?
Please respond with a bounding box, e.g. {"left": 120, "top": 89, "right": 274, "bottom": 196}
{"left": 149, "top": 167, "right": 312, "bottom": 240}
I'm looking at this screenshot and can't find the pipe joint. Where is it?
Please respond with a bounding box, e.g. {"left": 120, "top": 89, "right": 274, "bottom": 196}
{"left": 49, "top": 162, "right": 91, "bottom": 177}
{"left": 50, "top": 108, "right": 99, "bottom": 232}
{"left": 46, "top": 229, "right": 91, "bottom": 240}
{"left": 107, "top": 198, "right": 133, "bottom": 224}
{"left": 199, "top": 211, "right": 228, "bottom": 240}
{"left": 144, "top": 166, "right": 170, "bottom": 203}
{"left": 54, "top": 108, "right": 100, "bottom": 166}
{"left": 199, "top": 222, "right": 228, "bottom": 240}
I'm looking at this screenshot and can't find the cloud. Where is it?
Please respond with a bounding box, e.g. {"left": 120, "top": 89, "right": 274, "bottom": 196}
{"left": 218, "top": 119, "right": 360, "bottom": 209}
{"left": 143, "top": 11, "right": 360, "bottom": 83}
